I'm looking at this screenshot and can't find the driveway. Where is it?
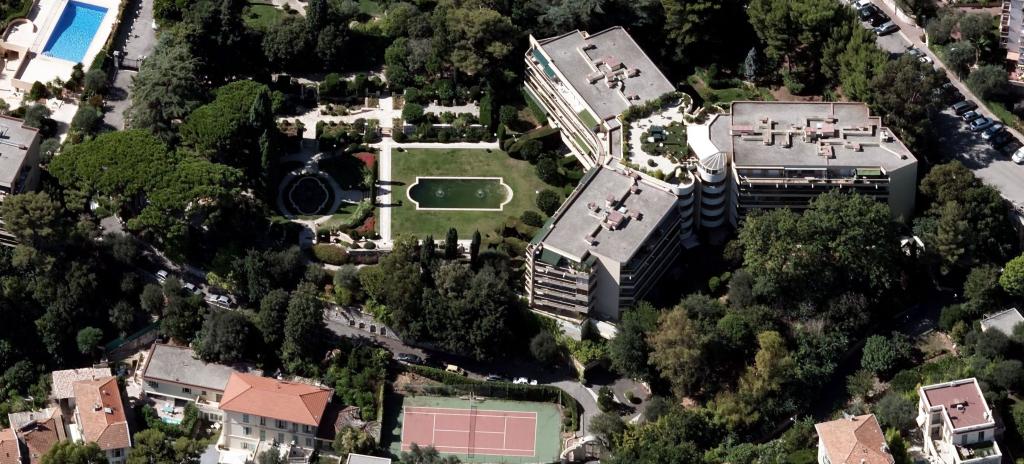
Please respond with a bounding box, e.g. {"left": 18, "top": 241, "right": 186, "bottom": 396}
{"left": 861, "top": 0, "right": 1024, "bottom": 211}
{"left": 103, "top": 0, "right": 156, "bottom": 129}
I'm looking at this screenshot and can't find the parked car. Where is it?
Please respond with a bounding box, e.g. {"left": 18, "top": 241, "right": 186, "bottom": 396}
{"left": 981, "top": 123, "right": 1005, "bottom": 140}
{"left": 906, "top": 47, "right": 933, "bottom": 64}
{"left": 990, "top": 131, "right": 1013, "bottom": 148}
{"left": 853, "top": 0, "right": 873, "bottom": 8}
{"left": 858, "top": 4, "right": 880, "bottom": 21}
{"left": 951, "top": 100, "right": 977, "bottom": 115}
{"left": 869, "top": 11, "right": 890, "bottom": 27}
{"left": 485, "top": 374, "right": 508, "bottom": 382}
{"left": 215, "top": 295, "right": 234, "bottom": 307}
{"left": 396, "top": 353, "right": 423, "bottom": 365}
{"left": 961, "top": 110, "right": 982, "bottom": 122}
{"left": 156, "top": 270, "right": 169, "bottom": 282}
{"left": 1012, "top": 146, "right": 1024, "bottom": 164}
{"left": 182, "top": 282, "right": 201, "bottom": 295}
{"left": 969, "top": 117, "right": 995, "bottom": 132}
{"left": 874, "top": 21, "right": 898, "bottom": 35}
{"left": 445, "top": 364, "right": 467, "bottom": 376}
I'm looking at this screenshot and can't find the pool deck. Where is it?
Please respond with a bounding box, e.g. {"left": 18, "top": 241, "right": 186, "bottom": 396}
{"left": 0, "top": 0, "right": 120, "bottom": 94}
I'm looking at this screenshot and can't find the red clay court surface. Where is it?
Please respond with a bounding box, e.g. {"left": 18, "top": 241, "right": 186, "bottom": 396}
{"left": 400, "top": 406, "right": 538, "bottom": 457}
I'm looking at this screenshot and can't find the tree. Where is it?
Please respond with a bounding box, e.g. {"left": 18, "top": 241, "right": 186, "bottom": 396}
{"left": 0, "top": 191, "right": 65, "bottom": 249}
{"left": 402, "top": 103, "right": 425, "bottom": 124}
{"left": 306, "top": 0, "right": 329, "bottom": 31}
{"left": 281, "top": 283, "right": 326, "bottom": 374}
{"left": 747, "top": 0, "right": 850, "bottom": 90}
{"left": 1001, "top": 254, "right": 1024, "bottom": 297}
{"left": 109, "top": 300, "right": 136, "bottom": 336}
{"left": 536, "top": 157, "right": 560, "bottom": 185}
{"left": 876, "top": 391, "right": 916, "bottom": 431}
{"left": 83, "top": 69, "right": 107, "bottom": 96}
{"left": 141, "top": 283, "right": 166, "bottom": 316}
{"left": 469, "top": 230, "right": 481, "bottom": 268}
{"left": 195, "top": 310, "right": 255, "bottom": 363}
{"left": 866, "top": 55, "right": 944, "bottom": 157}
{"left": 256, "top": 288, "right": 289, "bottom": 349}
{"left": 597, "top": 386, "right": 615, "bottom": 412}
{"left": 839, "top": 26, "right": 887, "bottom": 102}
{"left": 643, "top": 396, "right": 674, "bottom": 422}
{"left": 443, "top": 4, "right": 514, "bottom": 76}
{"left": 263, "top": 16, "right": 311, "bottom": 70}
{"left": 76, "top": 327, "right": 103, "bottom": 356}
{"left": 964, "top": 264, "right": 1003, "bottom": 310}
{"left": 846, "top": 369, "right": 875, "bottom": 400}
{"left": 536, "top": 189, "right": 561, "bottom": 216}
{"left": 886, "top": 428, "right": 912, "bottom": 464}
{"left": 967, "top": 65, "right": 1007, "bottom": 101}
{"left": 70, "top": 105, "right": 102, "bottom": 136}
{"left": 40, "top": 441, "right": 107, "bottom": 464}
{"left": 607, "top": 409, "right": 712, "bottom": 463}
{"left": 400, "top": 444, "right": 460, "bottom": 464}
{"left": 24, "top": 103, "right": 52, "bottom": 131}
{"left": 988, "top": 359, "right": 1024, "bottom": 393}
{"left": 529, "top": 332, "right": 559, "bottom": 364}
{"left": 739, "top": 192, "right": 898, "bottom": 308}
{"left": 609, "top": 302, "right": 659, "bottom": 380}
{"left": 333, "top": 265, "right": 362, "bottom": 306}
{"left": 959, "top": 13, "right": 994, "bottom": 44}
{"left": 648, "top": 307, "right": 706, "bottom": 398}
{"left": 332, "top": 426, "right": 376, "bottom": 457}
{"left": 861, "top": 333, "right": 914, "bottom": 378}
{"left": 127, "top": 429, "right": 204, "bottom": 464}
{"left": 926, "top": 11, "right": 959, "bottom": 45}
{"left": 520, "top": 210, "right": 543, "bottom": 227}
{"left": 316, "top": 24, "right": 348, "bottom": 70}
{"left": 257, "top": 448, "right": 285, "bottom": 464}
{"left": 947, "top": 41, "right": 977, "bottom": 78}
{"left": 162, "top": 294, "right": 205, "bottom": 342}
{"left": 444, "top": 228, "right": 458, "bottom": 260}
{"left": 589, "top": 412, "right": 626, "bottom": 448}
{"left": 128, "top": 31, "right": 204, "bottom": 139}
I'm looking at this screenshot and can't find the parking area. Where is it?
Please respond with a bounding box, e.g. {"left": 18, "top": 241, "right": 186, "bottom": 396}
{"left": 934, "top": 108, "right": 1024, "bottom": 201}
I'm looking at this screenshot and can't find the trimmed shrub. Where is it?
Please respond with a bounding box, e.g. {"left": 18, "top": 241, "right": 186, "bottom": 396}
{"left": 312, "top": 244, "right": 348, "bottom": 265}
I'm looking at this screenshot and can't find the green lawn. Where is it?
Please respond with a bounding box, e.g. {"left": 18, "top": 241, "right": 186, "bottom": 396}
{"left": 390, "top": 148, "right": 548, "bottom": 238}
{"left": 243, "top": 2, "right": 283, "bottom": 30}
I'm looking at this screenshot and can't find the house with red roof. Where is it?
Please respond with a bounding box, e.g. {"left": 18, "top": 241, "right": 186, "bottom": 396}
{"left": 216, "top": 373, "right": 333, "bottom": 462}
{"left": 71, "top": 376, "right": 131, "bottom": 464}
{"left": 918, "top": 378, "right": 1002, "bottom": 464}
{"left": 0, "top": 428, "right": 20, "bottom": 464}
{"left": 814, "top": 414, "right": 894, "bottom": 464}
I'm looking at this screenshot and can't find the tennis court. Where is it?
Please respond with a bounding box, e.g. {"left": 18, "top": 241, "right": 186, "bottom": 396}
{"left": 388, "top": 395, "right": 562, "bottom": 463}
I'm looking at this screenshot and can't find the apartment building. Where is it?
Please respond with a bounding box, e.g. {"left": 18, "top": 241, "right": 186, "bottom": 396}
{"left": 525, "top": 165, "right": 696, "bottom": 324}
{"left": 918, "top": 378, "right": 1002, "bottom": 464}
{"left": 7, "top": 408, "right": 66, "bottom": 464}
{"left": 141, "top": 343, "right": 261, "bottom": 422}
{"left": 698, "top": 101, "right": 918, "bottom": 224}
{"left": 71, "top": 377, "right": 131, "bottom": 464}
{"left": 525, "top": 27, "right": 675, "bottom": 168}
{"left": 0, "top": 116, "right": 41, "bottom": 246}
{"left": 1002, "top": 1, "right": 1024, "bottom": 81}
{"left": 217, "top": 373, "right": 333, "bottom": 461}
{"left": 814, "top": 414, "right": 894, "bottom": 464}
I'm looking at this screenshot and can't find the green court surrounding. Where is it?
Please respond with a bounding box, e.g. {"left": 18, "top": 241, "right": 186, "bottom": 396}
{"left": 390, "top": 148, "right": 548, "bottom": 237}
{"left": 384, "top": 395, "right": 562, "bottom": 464}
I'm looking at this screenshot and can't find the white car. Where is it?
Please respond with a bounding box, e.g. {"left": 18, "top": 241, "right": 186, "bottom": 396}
{"left": 513, "top": 377, "right": 528, "bottom": 385}
{"left": 1013, "top": 147, "right": 1024, "bottom": 164}
{"left": 156, "top": 270, "right": 168, "bottom": 282}
{"left": 853, "top": 0, "right": 872, "bottom": 8}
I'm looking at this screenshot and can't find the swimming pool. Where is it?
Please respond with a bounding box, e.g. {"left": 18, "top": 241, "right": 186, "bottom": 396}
{"left": 42, "top": 1, "right": 108, "bottom": 63}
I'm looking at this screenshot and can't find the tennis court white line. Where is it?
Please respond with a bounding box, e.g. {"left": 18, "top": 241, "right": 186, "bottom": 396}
{"left": 503, "top": 416, "right": 508, "bottom": 448}
{"left": 433, "top": 428, "right": 506, "bottom": 434}
{"left": 431, "top": 414, "right": 435, "bottom": 443}
{"left": 404, "top": 406, "right": 538, "bottom": 417}
{"left": 402, "top": 444, "right": 536, "bottom": 453}
{"left": 403, "top": 409, "right": 540, "bottom": 419}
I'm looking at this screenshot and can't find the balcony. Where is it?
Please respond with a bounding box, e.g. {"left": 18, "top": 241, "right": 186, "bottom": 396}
{"left": 931, "top": 438, "right": 1002, "bottom": 464}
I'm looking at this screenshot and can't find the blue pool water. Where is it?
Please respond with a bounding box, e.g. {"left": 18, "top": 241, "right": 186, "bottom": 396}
{"left": 42, "top": 1, "right": 108, "bottom": 63}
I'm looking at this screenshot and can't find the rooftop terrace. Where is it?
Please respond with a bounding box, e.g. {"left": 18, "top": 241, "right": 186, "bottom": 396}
{"left": 709, "top": 102, "right": 915, "bottom": 172}
{"left": 922, "top": 378, "right": 993, "bottom": 430}
{"left": 536, "top": 166, "right": 678, "bottom": 264}
{"left": 533, "top": 27, "right": 675, "bottom": 121}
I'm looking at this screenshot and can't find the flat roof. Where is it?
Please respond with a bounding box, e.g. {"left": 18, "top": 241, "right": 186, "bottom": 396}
{"left": 921, "top": 378, "right": 992, "bottom": 430}
{"left": 980, "top": 308, "right": 1024, "bottom": 337}
{"left": 51, "top": 367, "right": 111, "bottom": 400}
{"left": 709, "top": 102, "right": 915, "bottom": 171}
{"left": 537, "top": 166, "right": 678, "bottom": 263}
{"left": 0, "top": 116, "right": 38, "bottom": 187}
{"left": 534, "top": 27, "right": 675, "bottom": 120}
{"left": 142, "top": 344, "right": 259, "bottom": 393}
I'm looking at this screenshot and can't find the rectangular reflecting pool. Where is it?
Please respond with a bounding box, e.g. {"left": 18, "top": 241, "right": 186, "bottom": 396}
{"left": 407, "top": 177, "right": 512, "bottom": 210}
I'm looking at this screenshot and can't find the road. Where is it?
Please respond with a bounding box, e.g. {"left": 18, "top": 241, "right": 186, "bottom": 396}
{"left": 103, "top": 0, "right": 157, "bottom": 129}
{"left": 863, "top": 0, "right": 1024, "bottom": 208}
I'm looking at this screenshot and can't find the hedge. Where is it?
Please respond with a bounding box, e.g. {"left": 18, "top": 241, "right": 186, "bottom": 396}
{"left": 312, "top": 243, "right": 348, "bottom": 265}
{"left": 399, "top": 364, "right": 581, "bottom": 432}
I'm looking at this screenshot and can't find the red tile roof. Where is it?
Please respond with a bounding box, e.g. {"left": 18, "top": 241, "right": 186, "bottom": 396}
{"left": 14, "top": 409, "right": 66, "bottom": 464}
{"left": 922, "top": 379, "right": 992, "bottom": 429}
{"left": 220, "top": 373, "right": 333, "bottom": 426}
{"left": 72, "top": 377, "right": 130, "bottom": 451}
{"left": 815, "top": 414, "right": 894, "bottom": 464}
{"left": 0, "top": 428, "right": 19, "bottom": 464}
